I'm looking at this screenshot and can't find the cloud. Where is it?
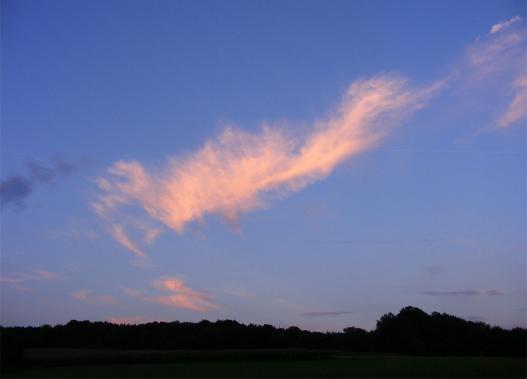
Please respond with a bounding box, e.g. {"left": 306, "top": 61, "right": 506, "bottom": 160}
{"left": 466, "top": 28, "right": 525, "bottom": 69}
{"left": 141, "top": 225, "right": 163, "bottom": 245}
{"left": 1, "top": 156, "right": 78, "bottom": 210}
{"left": 72, "top": 289, "right": 118, "bottom": 305}
{"left": 490, "top": 16, "right": 522, "bottom": 34}
{"left": 71, "top": 289, "right": 90, "bottom": 301}
{"left": 498, "top": 71, "right": 527, "bottom": 128}
{"left": 94, "top": 75, "right": 441, "bottom": 235}
{"left": 302, "top": 311, "right": 354, "bottom": 317}
{"left": 31, "top": 269, "right": 60, "bottom": 280}
{"left": 483, "top": 289, "right": 504, "bottom": 296}
{"left": 422, "top": 289, "right": 504, "bottom": 296}
{"left": 0, "top": 269, "right": 61, "bottom": 290}
{"left": 109, "top": 224, "right": 146, "bottom": 258}
{"left": 123, "top": 277, "right": 219, "bottom": 312}
{"left": 465, "top": 18, "right": 526, "bottom": 128}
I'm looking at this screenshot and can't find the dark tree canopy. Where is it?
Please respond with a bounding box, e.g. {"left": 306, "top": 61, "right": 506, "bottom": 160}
{"left": 1, "top": 306, "right": 525, "bottom": 362}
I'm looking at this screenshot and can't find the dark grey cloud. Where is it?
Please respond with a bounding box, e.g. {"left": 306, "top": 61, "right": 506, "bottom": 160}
{"left": 302, "top": 311, "right": 354, "bottom": 317}
{"left": 1, "top": 157, "right": 78, "bottom": 210}
{"left": 422, "top": 289, "right": 504, "bottom": 297}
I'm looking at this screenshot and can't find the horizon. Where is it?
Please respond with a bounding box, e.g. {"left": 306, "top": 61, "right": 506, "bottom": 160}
{"left": 1, "top": 0, "right": 526, "bottom": 333}
{"left": 2, "top": 305, "right": 525, "bottom": 332}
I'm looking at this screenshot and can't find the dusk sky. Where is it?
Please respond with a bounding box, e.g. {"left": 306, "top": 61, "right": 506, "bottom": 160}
{"left": 1, "top": 0, "right": 526, "bottom": 331}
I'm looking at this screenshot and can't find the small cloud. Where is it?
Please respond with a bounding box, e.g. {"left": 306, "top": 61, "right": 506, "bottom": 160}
{"left": 72, "top": 289, "right": 118, "bottom": 305}
{"left": 72, "top": 289, "right": 90, "bottom": 301}
{"left": 0, "top": 176, "right": 33, "bottom": 210}
{"left": 483, "top": 289, "right": 504, "bottom": 296}
{"left": 497, "top": 71, "right": 527, "bottom": 128}
{"left": 463, "top": 18, "right": 527, "bottom": 129}
{"left": 123, "top": 277, "right": 219, "bottom": 312}
{"left": 31, "top": 269, "right": 60, "bottom": 280}
{"left": 141, "top": 225, "right": 163, "bottom": 245}
{"left": 490, "top": 16, "right": 522, "bottom": 34}
{"left": 109, "top": 224, "right": 146, "bottom": 258}
{"left": 422, "top": 289, "right": 504, "bottom": 296}
{"left": 0, "top": 277, "right": 24, "bottom": 284}
{"left": 1, "top": 156, "right": 78, "bottom": 210}
{"left": 0, "top": 269, "right": 61, "bottom": 290}
{"left": 302, "top": 311, "right": 354, "bottom": 317}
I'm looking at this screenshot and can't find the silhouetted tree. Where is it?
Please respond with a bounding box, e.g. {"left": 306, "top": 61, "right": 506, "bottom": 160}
{"left": 1, "top": 306, "right": 524, "bottom": 356}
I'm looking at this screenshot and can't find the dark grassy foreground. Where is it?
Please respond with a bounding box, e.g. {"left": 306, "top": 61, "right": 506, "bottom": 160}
{"left": 2, "top": 349, "right": 525, "bottom": 378}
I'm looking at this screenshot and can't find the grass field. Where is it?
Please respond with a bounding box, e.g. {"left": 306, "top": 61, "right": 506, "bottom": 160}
{"left": 2, "top": 349, "right": 525, "bottom": 378}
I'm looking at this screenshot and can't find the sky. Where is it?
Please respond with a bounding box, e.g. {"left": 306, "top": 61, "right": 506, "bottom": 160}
{"left": 1, "top": 0, "right": 526, "bottom": 331}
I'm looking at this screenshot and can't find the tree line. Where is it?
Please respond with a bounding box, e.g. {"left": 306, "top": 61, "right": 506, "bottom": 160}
{"left": 1, "top": 306, "right": 525, "bottom": 361}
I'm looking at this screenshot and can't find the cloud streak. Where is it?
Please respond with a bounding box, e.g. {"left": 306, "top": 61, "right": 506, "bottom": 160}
{"left": 490, "top": 16, "right": 522, "bottom": 34}
{"left": 72, "top": 289, "right": 118, "bottom": 305}
{"left": 95, "top": 75, "right": 441, "bottom": 235}
{"left": 465, "top": 16, "right": 526, "bottom": 128}
{"left": 422, "top": 289, "right": 504, "bottom": 297}
{"left": 109, "top": 224, "right": 146, "bottom": 258}
{"left": 124, "top": 277, "right": 219, "bottom": 312}
{"left": 0, "top": 269, "right": 60, "bottom": 290}
{"left": 498, "top": 71, "right": 527, "bottom": 128}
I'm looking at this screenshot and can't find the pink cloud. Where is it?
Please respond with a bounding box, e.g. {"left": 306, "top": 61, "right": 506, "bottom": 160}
{"left": 109, "top": 224, "right": 146, "bottom": 258}
{"left": 123, "top": 277, "right": 219, "bottom": 312}
{"left": 498, "top": 71, "right": 527, "bottom": 128}
{"left": 95, "top": 75, "right": 441, "bottom": 234}
{"left": 0, "top": 269, "right": 60, "bottom": 289}
{"left": 72, "top": 289, "right": 118, "bottom": 305}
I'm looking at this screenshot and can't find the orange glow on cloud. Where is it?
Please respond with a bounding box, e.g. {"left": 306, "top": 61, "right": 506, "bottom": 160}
{"left": 109, "top": 224, "right": 146, "bottom": 258}
{"left": 95, "top": 75, "right": 440, "bottom": 237}
{"left": 123, "top": 277, "right": 219, "bottom": 312}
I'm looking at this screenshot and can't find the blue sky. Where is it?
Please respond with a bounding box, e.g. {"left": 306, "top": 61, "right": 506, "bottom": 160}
{"left": 1, "top": 0, "right": 526, "bottom": 331}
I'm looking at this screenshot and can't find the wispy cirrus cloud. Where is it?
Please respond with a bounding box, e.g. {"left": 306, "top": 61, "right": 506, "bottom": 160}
{"left": 123, "top": 277, "right": 219, "bottom": 312}
{"left": 94, "top": 75, "right": 442, "bottom": 237}
{"left": 72, "top": 289, "right": 118, "bottom": 305}
{"left": 465, "top": 16, "right": 526, "bottom": 128}
{"left": 0, "top": 269, "right": 60, "bottom": 290}
{"left": 109, "top": 224, "right": 146, "bottom": 258}
{"left": 498, "top": 71, "right": 527, "bottom": 128}
{"left": 71, "top": 289, "right": 90, "bottom": 301}
{"left": 490, "top": 16, "right": 522, "bottom": 34}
